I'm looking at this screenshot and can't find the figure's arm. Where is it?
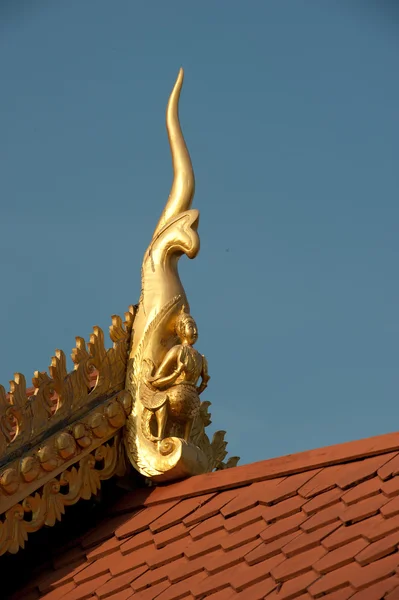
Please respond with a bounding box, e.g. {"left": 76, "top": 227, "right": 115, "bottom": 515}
{"left": 197, "top": 355, "right": 210, "bottom": 395}
{"left": 146, "top": 346, "right": 183, "bottom": 389}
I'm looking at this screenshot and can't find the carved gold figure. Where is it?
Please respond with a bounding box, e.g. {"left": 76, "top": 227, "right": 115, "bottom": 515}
{"left": 141, "top": 307, "right": 210, "bottom": 444}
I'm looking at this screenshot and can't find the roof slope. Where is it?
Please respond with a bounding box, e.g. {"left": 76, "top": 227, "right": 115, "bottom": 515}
{"left": 8, "top": 431, "right": 399, "bottom": 600}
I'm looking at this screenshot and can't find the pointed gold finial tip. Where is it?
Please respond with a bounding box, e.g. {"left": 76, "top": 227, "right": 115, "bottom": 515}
{"left": 176, "top": 67, "right": 184, "bottom": 85}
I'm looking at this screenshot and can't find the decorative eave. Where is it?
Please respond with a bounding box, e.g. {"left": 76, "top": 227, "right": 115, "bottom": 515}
{"left": 0, "top": 308, "right": 135, "bottom": 555}
{"left": 0, "top": 69, "right": 239, "bottom": 555}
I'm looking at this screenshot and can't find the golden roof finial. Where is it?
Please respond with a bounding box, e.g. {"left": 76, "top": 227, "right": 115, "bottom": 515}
{"left": 124, "top": 70, "right": 234, "bottom": 481}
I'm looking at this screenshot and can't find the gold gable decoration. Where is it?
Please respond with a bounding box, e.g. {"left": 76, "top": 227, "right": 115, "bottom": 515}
{"left": 0, "top": 306, "right": 135, "bottom": 461}
{"left": 0, "top": 68, "right": 239, "bottom": 555}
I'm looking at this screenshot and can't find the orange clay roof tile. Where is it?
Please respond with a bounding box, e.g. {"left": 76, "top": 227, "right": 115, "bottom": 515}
{"left": 386, "top": 583, "right": 399, "bottom": 600}
{"left": 101, "top": 589, "right": 133, "bottom": 600}
{"left": 7, "top": 429, "right": 399, "bottom": 600}
{"left": 382, "top": 476, "right": 399, "bottom": 498}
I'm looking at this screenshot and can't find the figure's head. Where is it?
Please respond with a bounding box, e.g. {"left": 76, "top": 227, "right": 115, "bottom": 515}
{"left": 175, "top": 307, "right": 198, "bottom": 345}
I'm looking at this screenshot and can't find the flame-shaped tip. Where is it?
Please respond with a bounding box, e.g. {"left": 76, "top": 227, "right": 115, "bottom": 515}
{"left": 152, "top": 68, "right": 195, "bottom": 238}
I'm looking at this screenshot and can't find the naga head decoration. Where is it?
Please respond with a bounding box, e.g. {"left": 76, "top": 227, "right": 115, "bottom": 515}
{"left": 124, "top": 69, "right": 214, "bottom": 481}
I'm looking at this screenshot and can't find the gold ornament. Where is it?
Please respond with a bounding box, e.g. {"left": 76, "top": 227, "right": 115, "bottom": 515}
{"left": 124, "top": 70, "right": 237, "bottom": 481}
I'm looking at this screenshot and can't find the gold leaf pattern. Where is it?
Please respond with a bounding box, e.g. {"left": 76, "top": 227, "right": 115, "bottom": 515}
{"left": 0, "top": 308, "right": 135, "bottom": 463}
{"left": 0, "top": 437, "right": 124, "bottom": 555}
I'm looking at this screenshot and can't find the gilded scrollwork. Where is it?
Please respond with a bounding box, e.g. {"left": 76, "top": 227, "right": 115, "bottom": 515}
{"left": 0, "top": 390, "right": 132, "bottom": 515}
{"left": 0, "top": 435, "right": 125, "bottom": 555}
{"left": 190, "top": 401, "right": 240, "bottom": 472}
{"left": 0, "top": 305, "right": 135, "bottom": 460}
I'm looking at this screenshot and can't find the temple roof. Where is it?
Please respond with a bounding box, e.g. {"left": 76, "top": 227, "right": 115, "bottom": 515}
{"left": 7, "top": 429, "right": 399, "bottom": 600}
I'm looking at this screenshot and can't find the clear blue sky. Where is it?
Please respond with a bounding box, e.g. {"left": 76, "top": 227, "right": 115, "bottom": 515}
{"left": 1, "top": 2, "right": 398, "bottom": 466}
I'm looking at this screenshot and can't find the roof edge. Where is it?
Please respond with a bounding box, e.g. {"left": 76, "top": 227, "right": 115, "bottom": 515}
{"left": 140, "top": 430, "right": 399, "bottom": 506}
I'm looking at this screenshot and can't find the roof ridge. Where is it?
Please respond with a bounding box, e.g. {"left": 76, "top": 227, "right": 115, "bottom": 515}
{"left": 139, "top": 430, "right": 399, "bottom": 506}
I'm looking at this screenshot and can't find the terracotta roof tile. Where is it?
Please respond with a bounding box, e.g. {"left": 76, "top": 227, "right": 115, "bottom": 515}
{"left": 206, "top": 539, "right": 262, "bottom": 575}
{"left": 139, "top": 558, "right": 188, "bottom": 591}
{"left": 220, "top": 519, "right": 266, "bottom": 551}
{"left": 219, "top": 479, "right": 284, "bottom": 517}
{"left": 351, "top": 551, "right": 399, "bottom": 589}
{"left": 340, "top": 492, "right": 389, "bottom": 525}
{"left": 321, "top": 514, "right": 383, "bottom": 550}
{"left": 184, "top": 528, "right": 227, "bottom": 559}
{"left": 313, "top": 537, "right": 368, "bottom": 574}
{"left": 182, "top": 487, "right": 239, "bottom": 525}
{"left": 379, "top": 453, "right": 399, "bottom": 480}
{"left": 38, "top": 562, "right": 88, "bottom": 594}
{"left": 308, "top": 561, "right": 359, "bottom": 596}
{"left": 367, "top": 512, "right": 399, "bottom": 542}
{"left": 258, "top": 470, "right": 322, "bottom": 505}
{"left": 341, "top": 475, "right": 381, "bottom": 505}
{"left": 317, "top": 589, "right": 354, "bottom": 600}
{"left": 102, "top": 590, "right": 133, "bottom": 600}
{"left": 245, "top": 530, "right": 301, "bottom": 564}
{"left": 41, "top": 582, "right": 76, "bottom": 600}
{"left": 231, "top": 558, "right": 281, "bottom": 592}
{"left": 62, "top": 573, "right": 111, "bottom": 600}
{"left": 204, "top": 589, "right": 238, "bottom": 600}
{"left": 86, "top": 536, "right": 121, "bottom": 561}
{"left": 130, "top": 580, "right": 170, "bottom": 600}
{"left": 115, "top": 500, "right": 179, "bottom": 538}
{"left": 235, "top": 577, "right": 276, "bottom": 599}
{"left": 153, "top": 521, "right": 192, "bottom": 548}
{"left": 260, "top": 510, "right": 307, "bottom": 543}
{"left": 189, "top": 562, "right": 237, "bottom": 597}
{"left": 109, "top": 547, "right": 149, "bottom": 575}
{"left": 167, "top": 550, "right": 219, "bottom": 583}
{"left": 350, "top": 575, "right": 399, "bottom": 600}
{"left": 223, "top": 503, "right": 264, "bottom": 532}
{"left": 298, "top": 465, "right": 343, "bottom": 498}
{"left": 149, "top": 493, "right": 215, "bottom": 533}
{"left": 302, "top": 486, "right": 342, "bottom": 515}
{"left": 155, "top": 571, "right": 207, "bottom": 600}
{"left": 73, "top": 552, "right": 113, "bottom": 584}
{"left": 262, "top": 494, "right": 306, "bottom": 523}
{"left": 335, "top": 453, "right": 397, "bottom": 489}
{"left": 282, "top": 521, "right": 340, "bottom": 558}
{"left": 9, "top": 430, "right": 399, "bottom": 600}
{"left": 195, "top": 557, "right": 279, "bottom": 596}
{"left": 301, "top": 500, "right": 343, "bottom": 532}
{"left": 267, "top": 569, "right": 319, "bottom": 599}
{"left": 386, "top": 583, "right": 399, "bottom": 600}
{"left": 383, "top": 476, "right": 399, "bottom": 498}
{"left": 382, "top": 495, "right": 399, "bottom": 519}
{"left": 145, "top": 536, "right": 190, "bottom": 569}
{"left": 271, "top": 545, "right": 325, "bottom": 582}
{"left": 356, "top": 529, "right": 399, "bottom": 566}
{"left": 189, "top": 512, "right": 225, "bottom": 540}
{"left": 119, "top": 527, "right": 153, "bottom": 555}
{"left": 95, "top": 565, "right": 146, "bottom": 599}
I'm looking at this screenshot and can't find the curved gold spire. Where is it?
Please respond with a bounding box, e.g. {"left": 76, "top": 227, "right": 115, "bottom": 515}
{"left": 153, "top": 68, "right": 195, "bottom": 238}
